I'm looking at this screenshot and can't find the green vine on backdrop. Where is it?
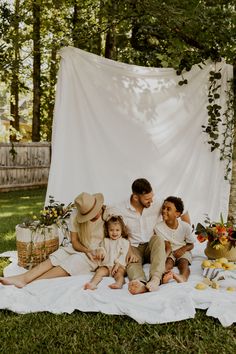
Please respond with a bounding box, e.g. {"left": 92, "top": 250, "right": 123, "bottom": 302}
{"left": 177, "top": 62, "right": 235, "bottom": 181}
{"left": 220, "top": 80, "right": 235, "bottom": 180}
{"left": 201, "top": 67, "right": 235, "bottom": 181}
{"left": 202, "top": 68, "right": 222, "bottom": 152}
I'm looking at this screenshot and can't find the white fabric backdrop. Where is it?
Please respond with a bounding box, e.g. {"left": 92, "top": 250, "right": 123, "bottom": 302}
{"left": 46, "top": 47, "right": 233, "bottom": 226}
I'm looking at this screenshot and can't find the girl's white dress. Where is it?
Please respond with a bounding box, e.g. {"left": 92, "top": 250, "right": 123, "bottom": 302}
{"left": 99, "top": 237, "right": 130, "bottom": 268}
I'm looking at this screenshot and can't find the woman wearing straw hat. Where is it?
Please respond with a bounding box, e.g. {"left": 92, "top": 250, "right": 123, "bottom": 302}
{"left": 0, "top": 192, "right": 106, "bottom": 288}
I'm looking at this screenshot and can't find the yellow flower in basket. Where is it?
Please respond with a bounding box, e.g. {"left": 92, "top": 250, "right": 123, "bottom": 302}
{"left": 219, "top": 235, "right": 229, "bottom": 246}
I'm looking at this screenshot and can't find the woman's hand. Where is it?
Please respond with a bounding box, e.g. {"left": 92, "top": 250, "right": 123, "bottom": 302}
{"left": 86, "top": 250, "right": 98, "bottom": 261}
{"left": 95, "top": 247, "right": 106, "bottom": 261}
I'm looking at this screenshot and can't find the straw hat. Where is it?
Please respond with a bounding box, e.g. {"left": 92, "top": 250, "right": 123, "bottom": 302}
{"left": 74, "top": 192, "right": 104, "bottom": 223}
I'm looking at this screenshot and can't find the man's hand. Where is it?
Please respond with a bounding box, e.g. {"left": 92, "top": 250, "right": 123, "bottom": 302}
{"left": 126, "top": 247, "right": 138, "bottom": 263}
{"left": 165, "top": 241, "right": 172, "bottom": 256}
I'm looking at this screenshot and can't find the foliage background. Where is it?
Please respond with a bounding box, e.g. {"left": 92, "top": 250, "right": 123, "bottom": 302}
{"left": 0, "top": 0, "right": 235, "bottom": 142}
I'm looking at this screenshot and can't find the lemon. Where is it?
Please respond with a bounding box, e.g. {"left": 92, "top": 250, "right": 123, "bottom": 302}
{"left": 201, "top": 260, "right": 212, "bottom": 268}
{"left": 195, "top": 282, "right": 208, "bottom": 290}
{"left": 217, "top": 257, "right": 228, "bottom": 264}
{"left": 212, "top": 262, "right": 222, "bottom": 268}
{"left": 211, "top": 280, "right": 220, "bottom": 289}
{"left": 203, "top": 277, "right": 212, "bottom": 286}
{"left": 223, "top": 263, "right": 236, "bottom": 270}
{"left": 227, "top": 287, "right": 236, "bottom": 292}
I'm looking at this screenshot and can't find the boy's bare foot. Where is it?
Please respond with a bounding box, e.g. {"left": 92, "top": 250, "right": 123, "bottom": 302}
{"left": 146, "top": 276, "right": 160, "bottom": 292}
{"left": 128, "top": 280, "right": 147, "bottom": 295}
{"left": 162, "top": 271, "right": 174, "bottom": 284}
{"left": 172, "top": 273, "right": 186, "bottom": 283}
{"left": 84, "top": 282, "right": 97, "bottom": 290}
{"left": 0, "top": 276, "right": 26, "bottom": 288}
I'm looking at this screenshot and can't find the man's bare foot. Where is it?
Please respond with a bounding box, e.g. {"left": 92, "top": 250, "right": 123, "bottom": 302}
{"left": 128, "top": 280, "right": 147, "bottom": 295}
{"left": 84, "top": 282, "right": 97, "bottom": 290}
{"left": 146, "top": 276, "right": 160, "bottom": 292}
{"left": 0, "top": 276, "right": 26, "bottom": 288}
{"left": 162, "top": 271, "right": 174, "bottom": 284}
{"left": 172, "top": 273, "right": 186, "bottom": 283}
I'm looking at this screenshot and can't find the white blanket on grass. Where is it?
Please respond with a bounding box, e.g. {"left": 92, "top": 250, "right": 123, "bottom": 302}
{"left": 1, "top": 245, "right": 236, "bottom": 327}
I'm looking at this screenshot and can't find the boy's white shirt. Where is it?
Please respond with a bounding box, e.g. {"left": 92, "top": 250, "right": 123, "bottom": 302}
{"left": 154, "top": 219, "right": 195, "bottom": 251}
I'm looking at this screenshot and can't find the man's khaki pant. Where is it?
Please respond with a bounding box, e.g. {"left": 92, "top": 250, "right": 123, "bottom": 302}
{"left": 127, "top": 235, "right": 166, "bottom": 284}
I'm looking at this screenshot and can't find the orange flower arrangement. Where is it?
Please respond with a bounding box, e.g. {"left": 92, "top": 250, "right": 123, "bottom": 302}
{"left": 195, "top": 214, "right": 236, "bottom": 250}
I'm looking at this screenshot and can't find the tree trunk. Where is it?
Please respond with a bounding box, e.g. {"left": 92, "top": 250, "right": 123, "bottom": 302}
{"left": 47, "top": 46, "right": 57, "bottom": 141}
{"left": 72, "top": 2, "right": 78, "bottom": 47}
{"left": 32, "top": 0, "right": 41, "bottom": 142}
{"left": 10, "top": 0, "right": 20, "bottom": 142}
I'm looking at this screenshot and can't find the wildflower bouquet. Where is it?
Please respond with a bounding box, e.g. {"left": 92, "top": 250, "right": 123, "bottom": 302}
{"left": 39, "top": 196, "right": 73, "bottom": 227}
{"left": 195, "top": 214, "right": 236, "bottom": 250}
{"left": 21, "top": 196, "right": 74, "bottom": 229}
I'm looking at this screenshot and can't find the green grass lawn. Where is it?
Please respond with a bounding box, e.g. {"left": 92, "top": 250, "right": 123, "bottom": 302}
{"left": 0, "top": 188, "right": 236, "bottom": 353}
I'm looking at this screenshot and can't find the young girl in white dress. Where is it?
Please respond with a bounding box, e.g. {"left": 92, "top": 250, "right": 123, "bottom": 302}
{"left": 84, "top": 215, "right": 130, "bottom": 290}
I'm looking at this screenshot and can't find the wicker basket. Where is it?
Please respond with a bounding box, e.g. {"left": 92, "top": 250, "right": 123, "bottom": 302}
{"left": 204, "top": 241, "right": 236, "bottom": 262}
{"left": 16, "top": 224, "right": 59, "bottom": 269}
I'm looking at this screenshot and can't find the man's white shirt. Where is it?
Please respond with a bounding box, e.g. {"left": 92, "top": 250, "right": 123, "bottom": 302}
{"left": 105, "top": 199, "right": 163, "bottom": 246}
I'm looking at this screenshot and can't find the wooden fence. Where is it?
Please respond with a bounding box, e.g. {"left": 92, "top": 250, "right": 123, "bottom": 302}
{"left": 0, "top": 142, "right": 51, "bottom": 191}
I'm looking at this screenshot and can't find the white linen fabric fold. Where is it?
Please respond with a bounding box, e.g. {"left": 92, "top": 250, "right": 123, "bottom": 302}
{"left": 1, "top": 249, "right": 236, "bottom": 327}
{"left": 46, "top": 47, "right": 233, "bottom": 227}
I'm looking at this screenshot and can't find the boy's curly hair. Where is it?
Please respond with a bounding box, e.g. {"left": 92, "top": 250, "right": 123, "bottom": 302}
{"left": 104, "top": 215, "right": 129, "bottom": 239}
{"left": 164, "top": 196, "right": 184, "bottom": 214}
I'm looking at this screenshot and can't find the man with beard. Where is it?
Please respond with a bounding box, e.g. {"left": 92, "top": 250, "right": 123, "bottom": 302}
{"left": 105, "top": 178, "right": 190, "bottom": 295}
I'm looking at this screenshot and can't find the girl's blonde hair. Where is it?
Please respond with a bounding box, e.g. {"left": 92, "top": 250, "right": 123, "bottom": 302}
{"left": 104, "top": 215, "right": 128, "bottom": 239}
{"left": 76, "top": 220, "right": 92, "bottom": 248}
{"left": 75, "top": 206, "right": 106, "bottom": 248}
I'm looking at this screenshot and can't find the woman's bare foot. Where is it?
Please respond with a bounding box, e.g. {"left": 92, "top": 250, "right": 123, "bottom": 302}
{"left": 172, "top": 273, "right": 186, "bottom": 283}
{"left": 162, "top": 271, "right": 174, "bottom": 284}
{"left": 84, "top": 282, "right": 97, "bottom": 290}
{"left": 0, "top": 276, "right": 26, "bottom": 288}
{"left": 128, "top": 280, "right": 147, "bottom": 295}
{"left": 146, "top": 276, "right": 160, "bottom": 292}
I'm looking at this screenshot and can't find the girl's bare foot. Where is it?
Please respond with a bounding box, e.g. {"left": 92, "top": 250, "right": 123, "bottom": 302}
{"left": 172, "top": 273, "right": 186, "bottom": 283}
{"left": 162, "top": 271, "right": 174, "bottom": 284}
{"left": 109, "top": 278, "right": 125, "bottom": 289}
{"left": 0, "top": 276, "right": 26, "bottom": 288}
{"left": 128, "top": 280, "right": 147, "bottom": 295}
{"left": 146, "top": 276, "right": 160, "bottom": 292}
{"left": 84, "top": 282, "right": 97, "bottom": 290}
{"left": 109, "top": 282, "right": 122, "bottom": 289}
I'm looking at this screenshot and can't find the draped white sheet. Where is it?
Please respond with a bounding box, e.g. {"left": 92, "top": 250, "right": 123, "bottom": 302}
{"left": 2, "top": 247, "right": 236, "bottom": 327}
{"left": 46, "top": 46, "right": 233, "bottom": 226}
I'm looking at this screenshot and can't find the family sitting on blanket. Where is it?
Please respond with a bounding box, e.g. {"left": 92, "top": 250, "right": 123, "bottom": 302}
{"left": 0, "top": 178, "right": 194, "bottom": 294}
